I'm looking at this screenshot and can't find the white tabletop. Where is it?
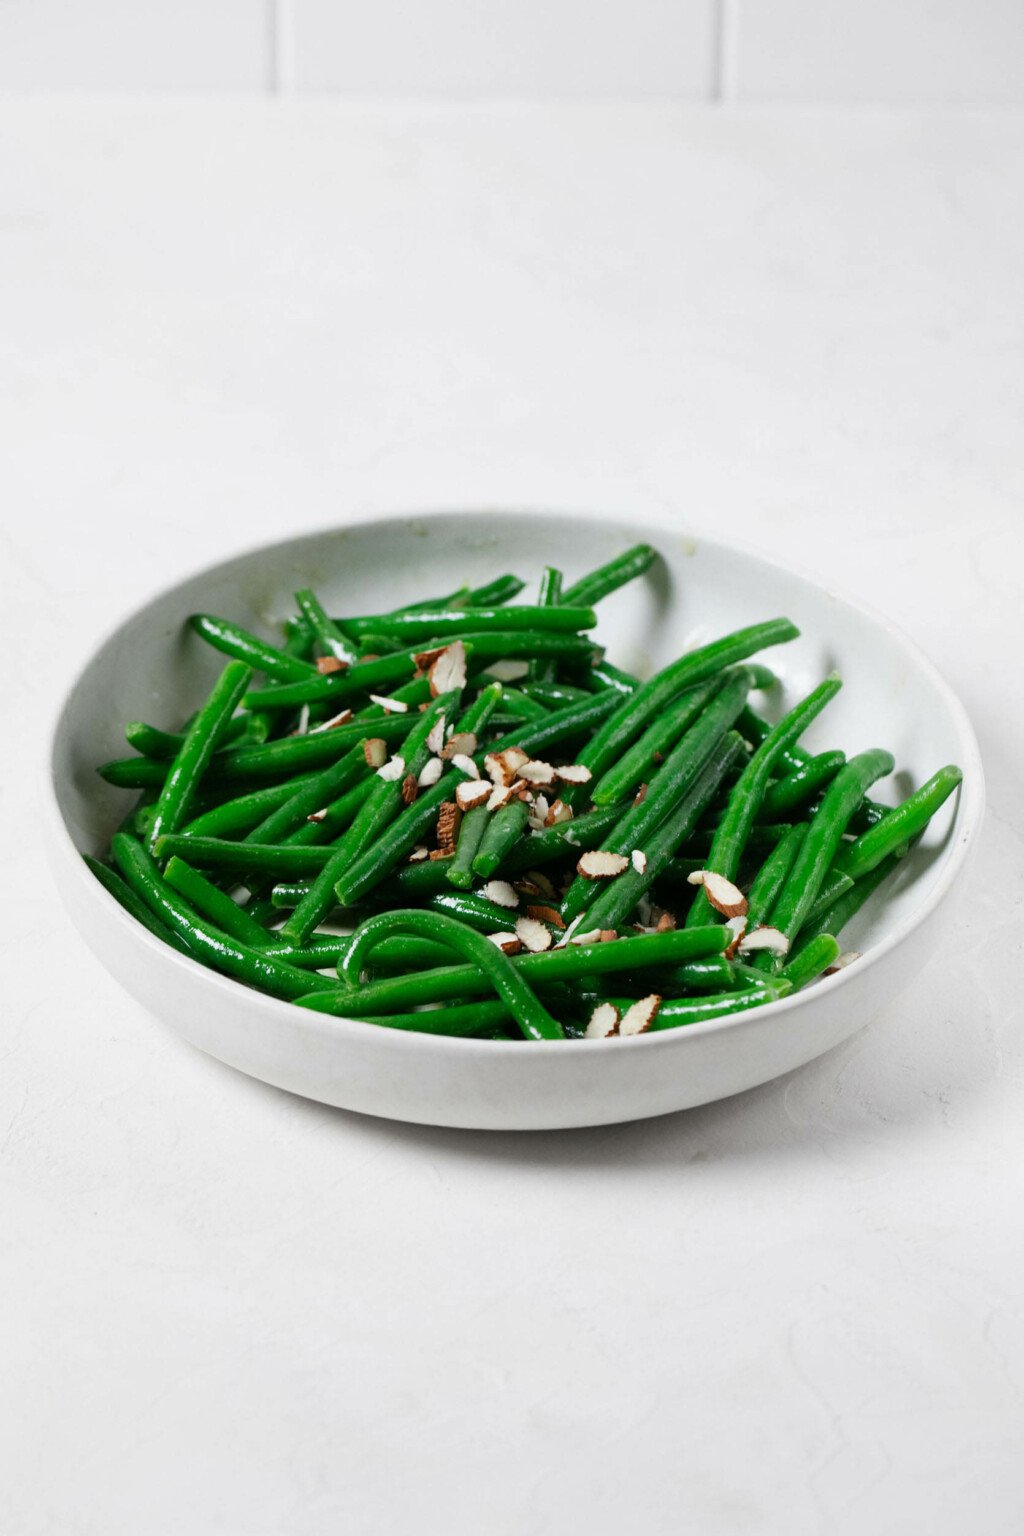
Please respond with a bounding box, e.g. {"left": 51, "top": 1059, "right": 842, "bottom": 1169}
{"left": 2, "top": 100, "right": 1021, "bottom": 1535}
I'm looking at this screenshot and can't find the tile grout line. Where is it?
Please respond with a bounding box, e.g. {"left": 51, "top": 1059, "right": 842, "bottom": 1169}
{"left": 270, "top": 0, "right": 296, "bottom": 95}
{"left": 712, "top": 0, "right": 740, "bottom": 104}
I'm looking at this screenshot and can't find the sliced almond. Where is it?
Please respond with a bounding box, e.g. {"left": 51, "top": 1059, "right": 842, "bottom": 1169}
{"left": 368, "top": 693, "right": 409, "bottom": 715}
{"left": 401, "top": 773, "right": 419, "bottom": 805}
{"left": 633, "top": 783, "right": 648, "bottom": 806}
{"left": 455, "top": 779, "right": 492, "bottom": 812}
{"left": 631, "top": 849, "right": 648, "bottom": 875}
{"left": 488, "top": 931, "right": 522, "bottom": 956}
{"left": 449, "top": 753, "right": 479, "bottom": 779}
{"left": 527, "top": 794, "right": 550, "bottom": 831}
{"left": 377, "top": 755, "right": 406, "bottom": 782}
{"left": 480, "top": 880, "right": 518, "bottom": 910}
{"left": 425, "top": 715, "right": 447, "bottom": 755}
{"left": 436, "top": 801, "right": 462, "bottom": 853}
{"left": 569, "top": 927, "right": 604, "bottom": 947}
{"left": 484, "top": 659, "right": 530, "bottom": 682}
{"left": 686, "top": 869, "right": 748, "bottom": 919}
{"left": 315, "top": 655, "right": 348, "bottom": 675}
{"left": 584, "top": 1003, "right": 620, "bottom": 1040}
{"left": 407, "top": 846, "right": 429, "bottom": 863}
{"left": 312, "top": 707, "right": 355, "bottom": 734}
{"left": 555, "top": 763, "right": 592, "bottom": 785}
{"left": 484, "top": 747, "right": 530, "bottom": 787}
{"left": 414, "top": 645, "right": 448, "bottom": 672}
{"left": 544, "top": 799, "right": 572, "bottom": 827}
{"left": 363, "top": 738, "right": 388, "bottom": 768}
{"left": 525, "top": 903, "right": 565, "bottom": 929}
{"left": 486, "top": 782, "right": 515, "bottom": 812}
{"left": 295, "top": 704, "right": 310, "bottom": 735}
{"left": 440, "top": 731, "right": 477, "bottom": 761}
{"left": 306, "top": 808, "right": 328, "bottom": 824}
{"left": 723, "top": 915, "right": 747, "bottom": 960}
{"left": 618, "top": 994, "right": 661, "bottom": 1037}
{"left": 737, "top": 925, "right": 790, "bottom": 956}
{"left": 514, "top": 916, "right": 553, "bottom": 953}
{"left": 417, "top": 756, "right": 444, "bottom": 788}
{"left": 655, "top": 910, "right": 677, "bottom": 933}
{"left": 428, "top": 848, "right": 451, "bottom": 860}
{"left": 555, "top": 914, "right": 584, "bottom": 948}
{"left": 519, "top": 759, "right": 555, "bottom": 786}
{"left": 598, "top": 929, "right": 618, "bottom": 943}
{"left": 428, "top": 640, "right": 467, "bottom": 698}
{"left": 824, "top": 950, "right": 861, "bottom": 976}
{"left": 523, "top": 870, "right": 558, "bottom": 901}
{"left": 577, "top": 850, "right": 629, "bottom": 880}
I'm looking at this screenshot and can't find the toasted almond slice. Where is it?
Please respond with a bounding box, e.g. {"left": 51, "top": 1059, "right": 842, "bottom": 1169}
{"left": 368, "top": 693, "right": 409, "bottom": 715}
{"left": 315, "top": 655, "right": 348, "bottom": 675}
{"left": 485, "top": 659, "right": 530, "bottom": 683}
{"left": 417, "top": 756, "right": 444, "bottom": 788}
{"left": 723, "top": 914, "right": 747, "bottom": 960}
{"left": 633, "top": 783, "right": 648, "bottom": 806}
{"left": 306, "top": 808, "right": 328, "bottom": 824}
{"left": 655, "top": 910, "right": 677, "bottom": 933}
{"left": 455, "top": 779, "right": 492, "bottom": 811}
{"left": 428, "top": 849, "right": 450, "bottom": 860}
{"left": 523, "top": 869, "right": 558, "bottom": 901}
{"left": 480, "top": 879, "right": 518, "bottom": 910}
{"left": 377, "top": 755, "right": 406, "bottom": 782}
{"left": 363, "top": 738, "right": 388, "bottom": 768}
{"left": 618, "top": 994, "right": 662, "bottom": 1037}
{"left": 519, "top": 759, "right": 555, "bottom": 786}
{"left": 407, "top": 846, "right": 429, "bottom": 863}
{"left": 631, "top": 849, "right": 648, "bottom": 875}
{"left": 436, "top": 801, "right": 462, "bottom": 853}
{"left": 737, "top": 925, "right": 790, "bottom": 956}
{"left": 527, "top": 794, "right": 550, "bottom": 831}
{"left": 401, "top": 773, "right": 419, "bottom": 805}
{"left": 484, "top": 748, "right": 529, "bottom": 787}
{"left": 310, "top": 706, "right": 355, "bottom": 734}
{"left": 569, "top": 927, "right": 604, "bottom": 946}
{"left": 544, "top": 799, "right": 572, "bottom": 827}
{"left": 414, "top": 645, "right": 448, "bottom": 672}
{"left": 440, "top": 731, "right": 477, "bottom": 761}
{"left": 584, "top": 1003, "right": 620, "bottom": 1039}
{"left": 824, "top": 950, "right": 861, "bottom": 976}
{"left": 525, "top": 903, "right": 565, "bottom": 929}
{"left": 450, "top": 753, "right": 479, "bottom": 779}
{"left": 428, "top": 640, "right": 467, "bottom": 697}
{"left": 425, "top": 715, "right": 447, "bottom": 755}
{"left": 488, "top": 931, "right": 522, "bottom": 956}
{"left": 598, "top": 929, "right": 618, "bottom": 943}
{"left": 555, "top": 763, "right": 592, "bottom": 785}
{"left": 486, "top": 783, "right": 514, "bottom": 812}
{"left": 514, "top": 916, "right": 552, "bottom": 953}
{"left": 577, "top": 850, "right": 629, "bottom": 880}
{"left": 686, "top": 868, "right": 748, "bottom": 919}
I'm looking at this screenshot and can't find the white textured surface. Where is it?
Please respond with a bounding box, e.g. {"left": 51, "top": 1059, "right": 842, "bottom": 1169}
{"left": 1, "top": 100, "right": 1022, "bottom": 1533}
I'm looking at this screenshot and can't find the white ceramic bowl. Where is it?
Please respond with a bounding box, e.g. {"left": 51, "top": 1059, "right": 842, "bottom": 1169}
{"left": 45, "top": 510, "right": 984, "bottom": 1130}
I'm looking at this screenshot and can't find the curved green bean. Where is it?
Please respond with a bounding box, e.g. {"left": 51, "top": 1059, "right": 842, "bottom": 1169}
{"left": 778, "top": 933, "right": 841, "bottom": 991}
{"left": 560, "top": 543, "right": 658, "bottom": 607}
{"left": 146, "top": 660, "right": 251, "bottom": 853}
{"left": 163, "top": 856, "right": 272, "bottom": 948}
{"left": 189, "top": 613, "right": 319, "bottom": 682}
{"left": 833, "top": 765, "right": 962, "bottom": 881}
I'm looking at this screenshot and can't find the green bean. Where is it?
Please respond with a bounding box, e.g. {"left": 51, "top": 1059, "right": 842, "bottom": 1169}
{"left": 739, "top": 704, "right": 889, "bottom": 830}
{"left": 84, "top": 855, "right": 193, "bottom": 955}
{"left": 124, "top": 715, "right": 248, "bottom": 761}
{"left": 759, "top": 749, "right": 895, "bottom": 950}
{"left": 462, "top": 574, "right": 526, "bottom": 607}
{"left": 269, "top": 880, "right": 313, "bottom": 910}
{"left": 111, "top": 834, "right": 335, "bottom": 999}
{"left": 294, "top": 587, "right": 360, "bottom": 666}
{"left": 346, "top": 604, "right": 598, "bottom": 642}
{"left": 581, "top": 733, "right": 746, "bottom": 933}
{"left": 447, "top": 806, "right": 490, "bottom": 888}
{"left": 163, "top": 856, "right": 272, "bottom": 948}
{"left": 585, "top": 660, "right": 640, "bottom": 695}
{"left": 743, "top": 824, "right": 808, "bottom": 931}
{"left": 801, "top": 869, "right": 855, "bottom": 928}
{"left": 359, "top": 934, "right": 463, "bottom": 972}
{"left": 492, "top": 803, "right": 625, "bottom": 879}
{"left": 520, "top": 681, "right": 593, "bottom": 708}
{"left": 778, "top": 934, "right": 841, "bottom": 991}
{"left": 261, "top": 936, "right": 355, "bottom": 969}
{"left": 335, "top": 909, "right": 565, "bottom": 1041}
{"left": 746, "top": 664, "right": 778, "bottom": 691}
{"left": 425, "top": 890, "right": 559, "bottom": 936}
{"left": 528, "top": 566, "right": 563, "bottom": 684}
{"left": 798, "top": 849, "right": 909, "bottom": 947}
{"left": 685, "top": 674, "right": 841, "bottom": 928}
{"left": 312, "top": 925, "right": 728, "bottom": 1014}
{"left": 189, "top": 614, "right": 318, "bottom": 682}
{"left": 661, "top": 956, "right": 738, "bottom": 991}
{"left": 760, "top": 750, "right": 846, "bottom": 820}
{"left": 639, "top": 983, "right": 791, "bottom": 1031}
{"left": 680, "top": 823, "right": 792, "bottom": 860}
{"left": 181, "top": 773, "right": 325, "bottom": 838}
{"left": 347, "top": 1000, "right": 512, "bottom": 1037}
{"left": 590, "top": 676, "right": 725, "bottom": 805}
{"left": 560, "top": 543, "right": 658, "bottom": 607}
{"left": 155, "top": 835, "right": 333, "bottom": 877}
{"left": 242, "top": 632, "right": 595, "bottom": 711}
{"left": 487, "top": 690, "right": 620, "bottom": 761}
{"left": 146, "top": 661, "right": 251, "bottom": 854}
{"left": 832, "top": 765, "right": 963, "bottom": 881}
{"left": 199, "top": 713, "right": 415, "bottom": 781}
{"left": 561, "top": 671, "right": 751, "bottom": 923}
{"left": 490, "top": 687, "right": 550, "bottom": 722}
{"left": 472, "top": 801, "right": 530, "bottom": 880}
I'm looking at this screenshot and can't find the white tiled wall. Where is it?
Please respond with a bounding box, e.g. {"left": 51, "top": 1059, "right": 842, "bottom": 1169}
{"left": 0, "top": 0, "right": 1021, "bottom": 102}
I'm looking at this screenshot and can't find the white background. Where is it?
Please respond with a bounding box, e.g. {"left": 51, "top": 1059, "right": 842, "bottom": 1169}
{"left": 2, "top": 6, "right": 1024, "bottom": 1534}
{"left": 0, "top": 0, "right": 1023, "bottom": 102}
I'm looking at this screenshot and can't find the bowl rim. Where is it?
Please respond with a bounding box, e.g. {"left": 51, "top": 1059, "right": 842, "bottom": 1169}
{"left": 44, "top": 505, "right": 986, "bottom": 1058}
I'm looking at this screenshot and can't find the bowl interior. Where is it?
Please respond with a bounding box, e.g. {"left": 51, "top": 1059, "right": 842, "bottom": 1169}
{"left": 52, "top": 511, "right": 979, "bottom": 965}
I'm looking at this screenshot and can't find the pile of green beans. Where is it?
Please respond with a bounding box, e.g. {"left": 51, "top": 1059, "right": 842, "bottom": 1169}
{"left": 87, "top": 541, "right": 964, "bottom": 1044}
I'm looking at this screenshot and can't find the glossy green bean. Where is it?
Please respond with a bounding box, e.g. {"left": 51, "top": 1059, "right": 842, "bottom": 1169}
{"left": 189, "top": 613, "right": 319, "bottom": 682}
{"left": 146, "top": 661, "right": 251, "bottom": 854}
{"left": 472, "top": 801, "right": 530, "bottom": 880}
{"left": 181, "top": 772, "right": 324, "bottom": 838}
{"left": 640, "top": 983, "right": 791, "bottom": 1031}
{"left": 124, "top": 715, "right": 248, "bottom": 761}
{"left": 801, "top": 869, "right": 855, "bottom": 927}
{"left": 345, "top": 604, "right": 598, "bottom": 642}
{"left": 447, "top": 805, "right": 490, "bottom": 888}
{"left": 294, "top": 587, "right": 360, "bottom": 666}
{"left": 498, "top": 803, "right": 625, "bottom": 877}
{"left": 487, "top": 690, "right": 620, "bottom": 762}
{"left": 269, "top": 880, "right": 313, "bottom": 910}
{"left": 84, "top": 855, "right": 193, "bottom": 955}
{"left": 833, "top": 765, "right": 962, "bottom": 881}
{"left": 585, "top": 660, "right": 640, "bottom": 696}
{"left": 590, "top": 676, "right": 725, "bottom": 805}
{"left": 346, "top": 1000, "right": 511, "bottom": 1037}
{"left": 684, "top": 674, "right": 841, "bottom": 928}
{"left": 760, "top": 749, "right": 846, "bottom": 820}
{"left": 743, "top": 824, "right": 808, "bottom": 931}
{"left": 111, "top": 834, "right": 335, "bottom": 999}
{"left": 157, "top": 834, "right": 338, "bottom": 876}
{"left": 529, "top": 566, "right": 563, "bottom": 684}
{"left": 425, "top": 890, "right": 558, "bottom": 936}
{"left": 520, "top": 681, "right": 593, "bottom": 708}
{"left": 560, "top": 543, "right": 658, "bottom": 607}
{"left": 778, "top": 934, "right": 841, "bottom": 991}
{"left": 798, "top": 849, "right": 909, "bottom": 947}
{"left": 739, "top": 704, "right": 889, "bottom": 831}
{"left": 491, "top": 688, "right": 550, "bottom": 722}
{"left": 163, "top": 856, "right": 272, "bottom": 948}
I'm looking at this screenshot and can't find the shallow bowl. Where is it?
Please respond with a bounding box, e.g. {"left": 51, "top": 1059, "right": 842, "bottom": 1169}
{"left": 45, "top": 510, "right": 984, "bottom": 1130}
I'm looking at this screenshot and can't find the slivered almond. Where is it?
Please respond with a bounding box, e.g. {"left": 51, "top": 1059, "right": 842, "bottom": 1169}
{"left": 824, "top": 951, "right": 861, "bottom": 976}
{"left": 294, "top": 704, "right": 310, "bottom": 735}
{"left": 488, "top": 931, "right": 522, "bottom": 955}
{"left": 545, "top": 799, "right": 572, "bottom": 827}
{"left": 455, "top": 779, "right": 492, "bottom": 811}
{"left": 584, "top": 1003, "right": 620, "bottom": 1039}
{"left": 369, "top": 693, "right": 409, "bottom": 714}
{"left": 425, "top": 715, "right": 447, "bottom": 755}
{"left": 686, "top": 869, "right": 748, "bottom": 919}
{"left": 484, "top": 748, "right": 529, "bottom": 787}
{"left": 555, "top": 914, "right": 584, "bottom": 948}
{"left": 519, "top": 759, "right": 555, "bottom": 786}
{"left": 514, "top": 916, "right": 552, "bottom": 953}
{"left": 450, "top": 753, "right": 479, "bottom": 778}
{"left": 428, "top": 849, "right": 450, "bottom": 860}
{"left": 737, "top": 925, "right": 790, "bottom": 956}
{"left": 363, "top": 738, "right": 388, "bottom": 768}
{"left": 618, "top": 994, "right": 661, "bottom": 1036}
{"left": 525, "top": 903, "right": 565, "bottom": 929}
{"left": 723, "top": 915, "right": 747, "bottom": 960}
{"left": 569, "top": 928, "right": 604, "bottom": 946}
{"left": 440, "top": 731, "right": 477, "bottom": 761}
{"left": 377, "top": 755, "right": 406, "bottom": 782}
{"left": 401, "top": 773, "right": 419, "bottom": 805}
{"left": 527, "top": 794, "right": 550, "bottom": 831}
{"left": 310, "top": 707, "right": 354, "bottom": 733}
{"left": 631, "top": 849, "right": 648, "bottom": 875}
{"left": 577, "top": 850, "right": 629, "bottom": 880}
{"left": 407, "top": 846, "right": 429, "bottom": 862}
{"left": 428, "top": 640, "right": 467, "bottom": 697}
{"left": 555, "top": 764, "right": 591, "bottom": 785}
{"left": 315, "top": 655, "right": 348, "bottom": 675}
{"left": 306, "top": 808, "right": 328, "bottom": 824}
{"left": 436, "top": 801, "right": 462, "bottom": 853}
{"left": 417, "top": 756, "right": 443, "bottom": 788}
{"left": 480, "top": 880, "right": 518, "bottom": 909}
